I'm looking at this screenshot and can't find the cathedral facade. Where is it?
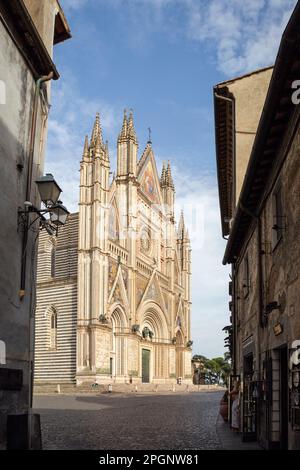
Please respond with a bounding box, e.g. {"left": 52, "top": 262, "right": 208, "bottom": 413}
{"left": 34, "top": 112, "right": 192, "bottom": 385}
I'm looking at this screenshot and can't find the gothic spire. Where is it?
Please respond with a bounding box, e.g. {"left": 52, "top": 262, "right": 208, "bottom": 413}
{"left": 166, "top": 161, "right": 175, "bottom": 190}
{"left": 94, "top": 132, "right": 102, "bottom": 155}
{"left": 82, "top": 135, "right": 89, "bottom": 160}
{"left": 127, "top": 109, "right": 137, "bottom": 143}
{"left": 118, "top": 109, "right": 127, "bottom": 141}
{"left": 91, "top": 112, "right": 102, "bottom": 145}
{"left": 177, "top": 210, "right": 185, "bottom": 239}
{"left": 160, "top": 162, "right": 167, "bottom": 186}
{"left": 184, "top": 228, "right": 190, "bottom": 242}
{"left": 105, "top": 140, "right": 109, "bottom": 161}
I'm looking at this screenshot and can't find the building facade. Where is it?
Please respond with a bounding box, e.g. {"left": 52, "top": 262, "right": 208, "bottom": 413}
{"left": 34, "top": 111, "right": 192, "bottom": 386}
{"left": 0, "top": 0, "right": 70, "bottom": 449}
{"left": 214, "top": 4, "right": 300, "bottom": 450}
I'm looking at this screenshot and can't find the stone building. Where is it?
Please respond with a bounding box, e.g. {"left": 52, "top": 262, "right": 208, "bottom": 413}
{"left": 0, "top": 0, "right": 70, "bottom": 448}
{"left": 214, "top": 3, "right": 300, "bottom": 450}
{"left": 34, "top": 111, "right": 192, "bottom": 386}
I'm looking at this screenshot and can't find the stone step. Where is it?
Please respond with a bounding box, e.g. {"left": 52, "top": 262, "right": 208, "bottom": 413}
{"left": 34, "top": 382, "right": 224, "bottom": 395}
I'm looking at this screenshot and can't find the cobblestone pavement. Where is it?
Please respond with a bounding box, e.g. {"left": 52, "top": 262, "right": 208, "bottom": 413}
{"left": 33, "top": 392, "right": 223, "bottom": 450}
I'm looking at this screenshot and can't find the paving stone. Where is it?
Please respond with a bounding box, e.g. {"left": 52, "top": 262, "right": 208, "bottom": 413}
{"left": 34, "top": 392, "right": 224, "bottom": 450}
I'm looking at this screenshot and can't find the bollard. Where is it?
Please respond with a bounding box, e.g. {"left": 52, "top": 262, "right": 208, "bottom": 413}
{"left": 186, "top": 385, "right": 189, "bottom": 393}
{"left": 108, "top": 384, "right": 112, "bottom": 393}
{"left": 172, "top": 384, "right": 175, "bottom": 392}
{"left": 56, "top": 384, "right": 60, "bottom": 394}
{"left": 135, "top": 385, "right": 138, "bottom": 392}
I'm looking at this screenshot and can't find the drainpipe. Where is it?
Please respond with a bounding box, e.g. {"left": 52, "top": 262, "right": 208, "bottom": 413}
{"left": 20, "top": 72, "right": 54, "bottom": 298}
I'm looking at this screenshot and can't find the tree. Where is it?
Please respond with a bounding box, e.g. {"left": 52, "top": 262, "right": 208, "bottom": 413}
{"left": 192, "top": 353, "right": 231, "bottom": 385}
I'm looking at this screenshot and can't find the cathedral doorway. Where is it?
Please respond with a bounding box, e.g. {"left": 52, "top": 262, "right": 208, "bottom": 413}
{"left": 142, "top": 349, "right": 150, "bottom": 383}
{"left": 175, "top": 330, "right": 184, "bottom": 379}
{"left": 110, "top": 308, "right": 126, "bottom": 379}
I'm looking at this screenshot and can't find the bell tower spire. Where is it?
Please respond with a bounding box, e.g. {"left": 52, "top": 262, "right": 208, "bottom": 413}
{"left": 161, "top": 160, "right": 175, "bottom": 221}
{"left": 119, "top": 109, "right": 127, "bottom": 141}
{"left": 82, "top": 135, "right": 89, "bottom": 161}
{"left": 90, "top": 112, "right": 102, "bottom": 147}
{"left": 117, "top": 108, "right": 138, "bottom": 178}
{"left": 78, "top": 113, "right": 110, "bottom": 378}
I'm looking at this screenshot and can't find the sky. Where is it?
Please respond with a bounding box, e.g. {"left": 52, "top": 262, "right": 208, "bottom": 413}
{"left": 46, "top": 0, "right": 297, "bottom": 358}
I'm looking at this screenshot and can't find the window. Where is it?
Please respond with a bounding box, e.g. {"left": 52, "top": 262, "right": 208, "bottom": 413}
{"left": 51, "top": 247, "right": 56, "bottom": 278}
{"left": 50, "top": 310, "right": 57, "bottom": 349}
{"left": 272, "top": 185, "right": 284, "bottom": 249}
{"left": 243, "top": 255, "right": 250, "bottom": 298}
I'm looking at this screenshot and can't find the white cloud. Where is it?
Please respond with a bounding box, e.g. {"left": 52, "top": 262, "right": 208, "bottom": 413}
{"left": 45, "top": 69, "right": 121, "bottom": 213}
{"left": 172, "top": 166, "right": 230, "bottom": 357}
{"left": 185, "top": 0, "right": 297, "bottom": 75}
{"left": 61, "top": 0, "right": 297, "bottom": 75}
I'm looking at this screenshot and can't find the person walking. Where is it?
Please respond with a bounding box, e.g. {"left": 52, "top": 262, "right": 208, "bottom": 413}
{"left": 229, "top": 383, "right": 240, "bottom": 432}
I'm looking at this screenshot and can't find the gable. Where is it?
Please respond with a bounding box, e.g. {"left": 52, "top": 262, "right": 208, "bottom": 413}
{"left": 139, "top": 269, "right": 166, "bottom": 312}
{"left": 138, "top": 147, "right": 162, "bottom": 205}
{"left": 108, "top": 264, "right": 129, "bottom": 310}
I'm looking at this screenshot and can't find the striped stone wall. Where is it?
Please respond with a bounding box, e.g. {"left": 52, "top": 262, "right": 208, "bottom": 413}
{"left": 34, "top": 213, "right": 79, "bottom": 383}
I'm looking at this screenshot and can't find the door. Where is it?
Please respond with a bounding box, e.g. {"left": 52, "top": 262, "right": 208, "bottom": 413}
{"left": 142, "top": 349, "right": 150, "bottom": 383}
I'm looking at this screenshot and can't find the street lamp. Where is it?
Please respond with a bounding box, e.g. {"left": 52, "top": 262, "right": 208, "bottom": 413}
{"left": 35, "top": 173, "right": 62, "bottom": 206}
{"left": 50, "top": 201, "right": 69, "bottom": 226}
{"left": 18, "top": 174, "right": 69, "bottom": 238}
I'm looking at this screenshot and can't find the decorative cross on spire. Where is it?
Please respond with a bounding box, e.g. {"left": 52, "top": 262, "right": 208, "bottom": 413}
{"left": 148, "top": 127, "right": 152, "bottom": 144}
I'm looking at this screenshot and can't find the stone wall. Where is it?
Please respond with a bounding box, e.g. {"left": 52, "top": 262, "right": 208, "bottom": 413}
{"left": 234, "top": 118, "right": 300, "bottom": 449}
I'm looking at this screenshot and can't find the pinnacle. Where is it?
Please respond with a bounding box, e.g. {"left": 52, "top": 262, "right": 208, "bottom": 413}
{"left": 128, "top": 109, "right": 137, "bottom": 143}
{"left": 160, "top": 162, "right": 167, "bottom": 186}
{"left": 82, "top": 135, "right": 89, "bottom": 159}
{"left": 166, "top": 161, "right": 175, "bottom": 189}
{"left": 119, "top": 109, "right": 128, "bottom": 140}
{"left": 95, "top": 132, "right": 102, "bottom": 153}
{"left": 91, "top": 112, "right": 102, "bottom": 145}
{"left": 178, "top": 210, "right": 185, "bottom": 238}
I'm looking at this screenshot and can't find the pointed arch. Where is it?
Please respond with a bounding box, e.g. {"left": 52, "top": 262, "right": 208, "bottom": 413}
{"left": 45, "top": 305, "right": 58, "bottom": 350}
{"left": 109, "top": 304, "right": 128, "bottom": 377}
{"left": 139, "top": 301, "right": 169, "bottom": 343}
{"left": 109, "top": 303, "right": 128, "bottom": 330}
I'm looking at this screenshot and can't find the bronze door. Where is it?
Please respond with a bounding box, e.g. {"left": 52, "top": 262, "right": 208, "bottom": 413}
{"left": 142, "top": 349, "right": 150, "bottom": 383}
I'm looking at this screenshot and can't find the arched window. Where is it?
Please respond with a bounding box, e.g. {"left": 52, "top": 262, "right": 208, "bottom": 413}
{"left": 51, "top": 247, "right": 56, "bottom": 278}
{"left": 50, "top": 309, "right": 57, "bottom": 349}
